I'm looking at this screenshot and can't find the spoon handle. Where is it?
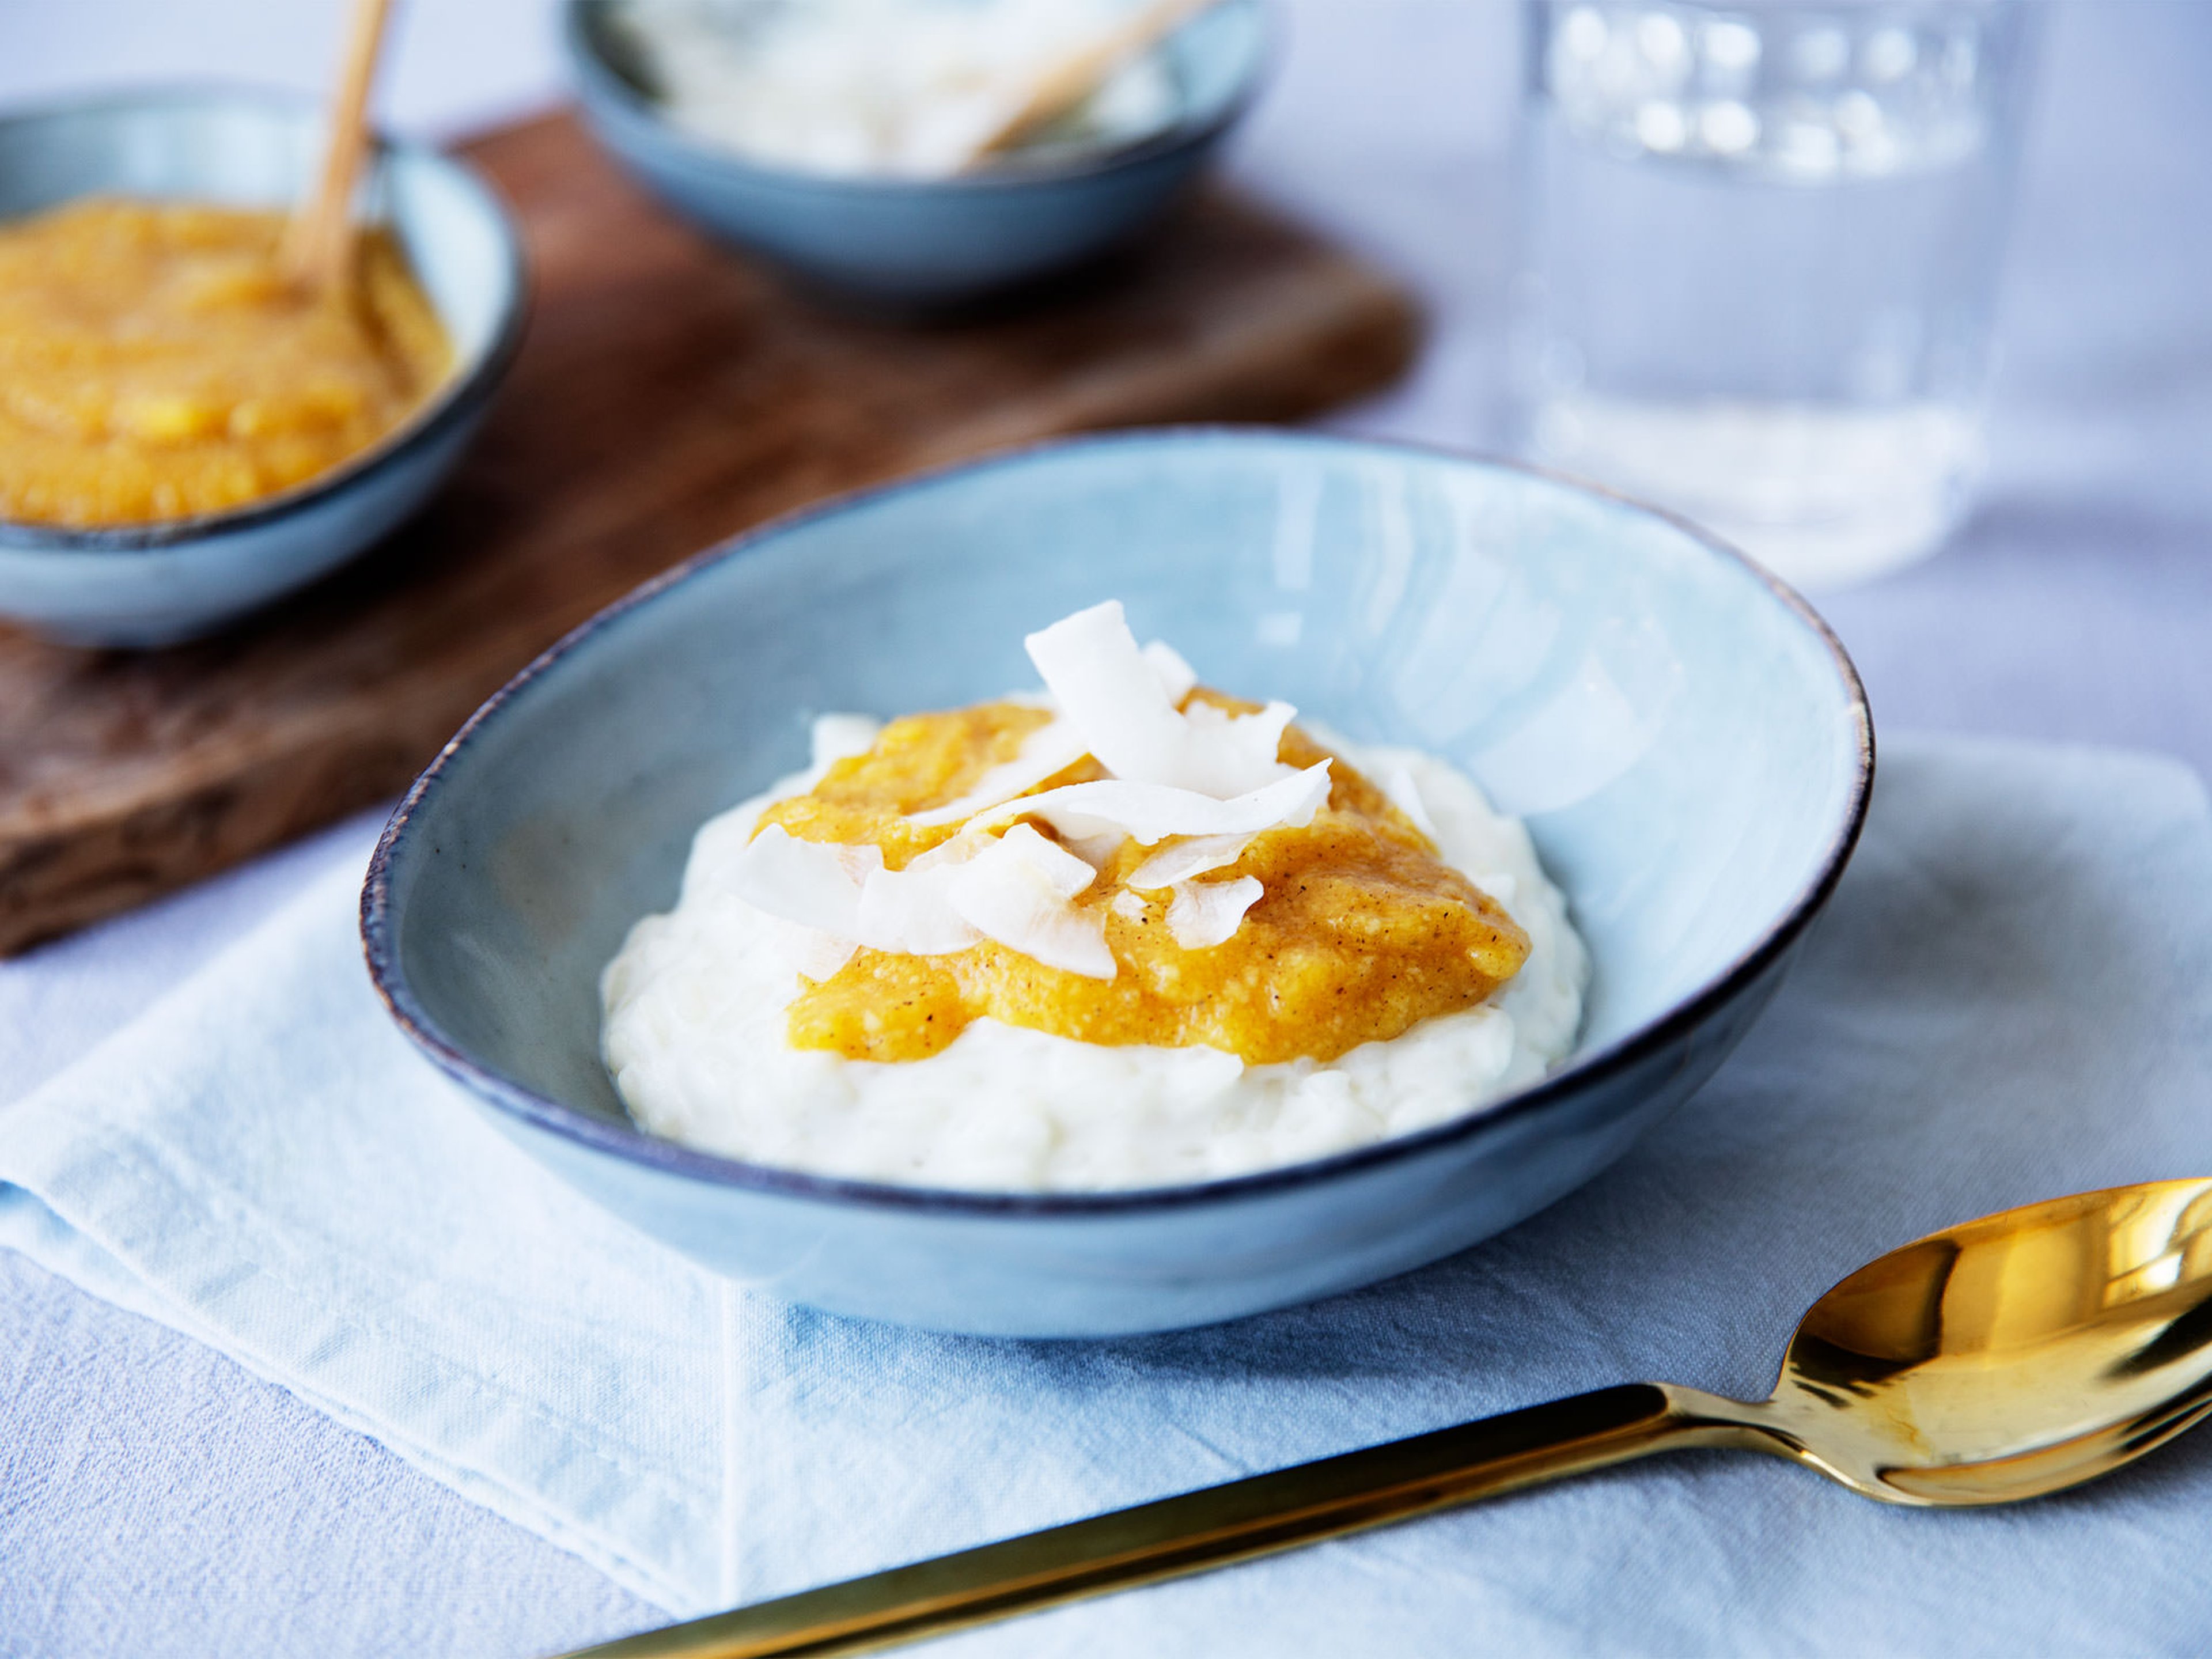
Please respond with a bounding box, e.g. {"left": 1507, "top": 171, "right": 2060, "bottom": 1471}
{"left": 564, "top": 1382, "right": 1763, "bottom": 1658}
{"left": 967, "top": 0, "right": 1217, "bottom": 164}
{"left": 283, "top": 0, "right": 397, "bottom": 294}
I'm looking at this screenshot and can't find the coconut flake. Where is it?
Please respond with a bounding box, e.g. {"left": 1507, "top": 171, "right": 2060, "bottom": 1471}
{"left": 1180, "top": 700, "right": 1299, "bottom": 796}
{"left": 1024, "top": 601, "right": 1298, "bottom": 798}
{"left": 1166, "top": 876, "right": 1264, "bottom": 949}
{"left": 1127, "top": 832, "right": 1254, "bottom": 892}
{"left": 1024, "top": 600, "right": 1186, "bottom": 782}
{"left": 737, "top": 608, "right": 1327, "bottom": 979}
{"left": 731, "top": 825, "right": 881, "bottom": 937}
{"left": 1142, "top": 639, "right": 1198, "bottom": 704}
{"left": 738, "top": 819, "right": 1125, "bottom": 975}
{"left": 1062, "top": 830, "right": 1129, "bottom": 872}
{"left": 907, "top": 718, "right": 1089, "bottom": 828}
{"left": 972, "top": 759, "right": 1332, "bottom": 847}
{"left": 1110, "top": 890, "right": 1147, "bottom": 922}
{"left": 854, "top": 857, "right": 984, "bottom": 955}
{"left": 1182, "top": 697, "right": 1298, "bottom": 794}
{"left": 949, "top": 825, "right": 1114, "bottom": 979}
{"left": 997, "top": 823, "right": 1099, "bottom": 899}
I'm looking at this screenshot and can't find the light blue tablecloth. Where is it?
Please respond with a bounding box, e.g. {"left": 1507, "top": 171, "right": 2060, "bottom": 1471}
{"left": 6, "top": 734, "right": 2212, "bottom": 1657}
{"left": 5, "top": 2, "right": 2211, "bottom": 1654}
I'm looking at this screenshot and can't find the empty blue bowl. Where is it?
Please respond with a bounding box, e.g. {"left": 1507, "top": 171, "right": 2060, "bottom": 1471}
{"left": 0, "top": 89, "right": 526, "bottom": 647}
{"left": 362, "top": 430, "right": 1872, "bottom": 1338}
{"left": 563, "top": 0, "right": 1270, "bottom": 306}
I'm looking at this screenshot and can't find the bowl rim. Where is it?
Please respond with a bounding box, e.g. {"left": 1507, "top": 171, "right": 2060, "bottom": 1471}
{"left": 361, "top": 426, "right": 1874, "bottom": 1218}
{"left": 0, "top": 84, "right": 531, "bottom": 555}
{"left": 560, "top": 0, "right": 1275, "bottom": 194}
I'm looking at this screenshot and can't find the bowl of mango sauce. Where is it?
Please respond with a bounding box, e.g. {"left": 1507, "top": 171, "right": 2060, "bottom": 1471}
{"left": 0, "top": 90, "right": 525, "bottom": 646}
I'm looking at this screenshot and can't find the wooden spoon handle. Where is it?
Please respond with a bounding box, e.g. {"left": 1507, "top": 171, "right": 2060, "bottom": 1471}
{"left": 562, "top": 1383, "right": 1759, "bottom": 1658}
{"left": 283, "top": 0, "right": 397, "bottom": 294}
{"left": 970, "top": 0, "right": 1218, "bottom": 162}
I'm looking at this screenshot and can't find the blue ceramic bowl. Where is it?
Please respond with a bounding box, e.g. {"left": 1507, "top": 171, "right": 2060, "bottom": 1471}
{"left": 362, "top": 430, "right": 1872, "bottom": 1338}
{"left": 563, "top": 0, "right": 1268, "bottom": 306}
{"left": 0, "top": 90, "right": 526, "bottom": 647}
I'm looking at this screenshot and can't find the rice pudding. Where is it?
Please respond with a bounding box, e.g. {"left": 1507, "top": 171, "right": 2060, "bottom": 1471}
{"left": 602, "top": 601, "right": 1587, "bottom": 1190}
{"left": 608, "top": 0, "right": 1184, "bottom": 178}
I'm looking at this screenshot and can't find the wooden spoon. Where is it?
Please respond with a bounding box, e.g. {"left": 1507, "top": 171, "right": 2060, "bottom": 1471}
{"left": 282, "top": 0, "right": 399, "bottom": 297}
{"left": 964, "top": 0, "right": 1221, "bottom": 166}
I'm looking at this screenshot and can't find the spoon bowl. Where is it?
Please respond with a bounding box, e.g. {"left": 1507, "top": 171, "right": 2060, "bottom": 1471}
{"left": 569, "top": 1179, "right": 2212, "bottom": 1658}
{"left": 1745, "top": 1177, "right": 2212, "bottom": 1503}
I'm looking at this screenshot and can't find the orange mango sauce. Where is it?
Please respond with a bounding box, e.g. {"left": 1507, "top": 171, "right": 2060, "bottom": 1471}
{"left": 0, "top": 198, "right": 453, "bottom": 528}
{"left": 759, "top": 691, "right": 1532, "bottom": 1065}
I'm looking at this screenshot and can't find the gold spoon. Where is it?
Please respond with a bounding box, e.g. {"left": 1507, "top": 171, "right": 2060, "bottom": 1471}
{"left": 282, "top": 0, "right": 398, "bottom": 297}
{"left": 566, "top": 1178, "right": 2212, "bottom": 1658}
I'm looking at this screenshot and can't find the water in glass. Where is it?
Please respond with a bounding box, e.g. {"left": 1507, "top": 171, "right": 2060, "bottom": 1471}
{"left": 1511, "top": 1, "right": 2035, "bottom": 589}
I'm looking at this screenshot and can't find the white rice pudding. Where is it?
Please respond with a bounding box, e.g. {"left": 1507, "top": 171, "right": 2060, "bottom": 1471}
{"left": 602, "top": 720, "right": 1588, "bottom": 1192}
{"left": 613, "top": 0, "right": 1184, "bottom": 178}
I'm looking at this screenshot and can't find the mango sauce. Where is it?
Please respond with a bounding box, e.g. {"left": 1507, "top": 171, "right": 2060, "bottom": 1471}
{"left": 759, "top": 692, "right": 1532, "bottom": 1065}
{"left": 0, "top": 198, "right": 453, "bottom": 527}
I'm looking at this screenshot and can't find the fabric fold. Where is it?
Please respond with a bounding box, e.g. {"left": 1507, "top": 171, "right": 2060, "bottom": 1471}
{"left": 3, "top": 735, "right": 2210, "bottom": 1652}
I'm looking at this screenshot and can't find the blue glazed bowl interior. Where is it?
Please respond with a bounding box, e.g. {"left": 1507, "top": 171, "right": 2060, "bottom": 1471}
{"left": 0, "top": 92, "right": 520, "bottom": 544}
{"left": 373, "top": 431, "right": 1868, "bottom": 1177}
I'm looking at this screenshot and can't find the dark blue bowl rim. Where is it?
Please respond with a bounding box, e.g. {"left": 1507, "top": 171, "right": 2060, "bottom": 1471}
{"left": 560, "top": 0, "right": 1274, "bottom": 194}
{"left": 0, "top": 86, "right": 531, "bottom": 555}
{"left": 361, "top": 426, "right": 1874, "bottom": 1219}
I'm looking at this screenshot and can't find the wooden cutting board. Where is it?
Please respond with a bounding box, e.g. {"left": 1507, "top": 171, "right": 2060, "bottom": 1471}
{"left": 0, "top": 110, "right": 1418, "bottom": 956}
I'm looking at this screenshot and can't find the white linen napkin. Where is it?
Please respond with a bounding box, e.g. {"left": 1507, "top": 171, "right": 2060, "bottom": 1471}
{"left": 4, "top": 733, "right": 2210, "bottom": 1653}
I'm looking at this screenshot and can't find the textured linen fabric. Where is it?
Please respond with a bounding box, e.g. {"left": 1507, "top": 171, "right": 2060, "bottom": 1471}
{"left": 0, "top": 817, "right": 726, "bottom": 1616}
{"left": 5, "top": 735, "right": 2212, "bottom": 1658}
{"left": 3, "top": 0, "right": 2211, "bottom": 1652}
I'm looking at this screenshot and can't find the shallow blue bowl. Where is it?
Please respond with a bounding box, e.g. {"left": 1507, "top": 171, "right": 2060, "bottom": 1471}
{"left": 0, "top": 89, "right": 526, "bottom": 647}
{"left": 363, "top": 430, "right": 1872, "bottom": 1338}
{"left": 563, "top": 0, "right": 1268, "bottom": 306}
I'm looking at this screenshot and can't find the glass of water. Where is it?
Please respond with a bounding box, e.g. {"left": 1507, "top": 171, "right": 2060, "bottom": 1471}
{"left": 1509, "top": 0, "right": 2039, "bottom": 589}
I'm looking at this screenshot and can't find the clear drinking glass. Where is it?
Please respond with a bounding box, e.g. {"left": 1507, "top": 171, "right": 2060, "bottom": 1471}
{"left": 1509, "top": 0, "right": 2038, "bottom": 589}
